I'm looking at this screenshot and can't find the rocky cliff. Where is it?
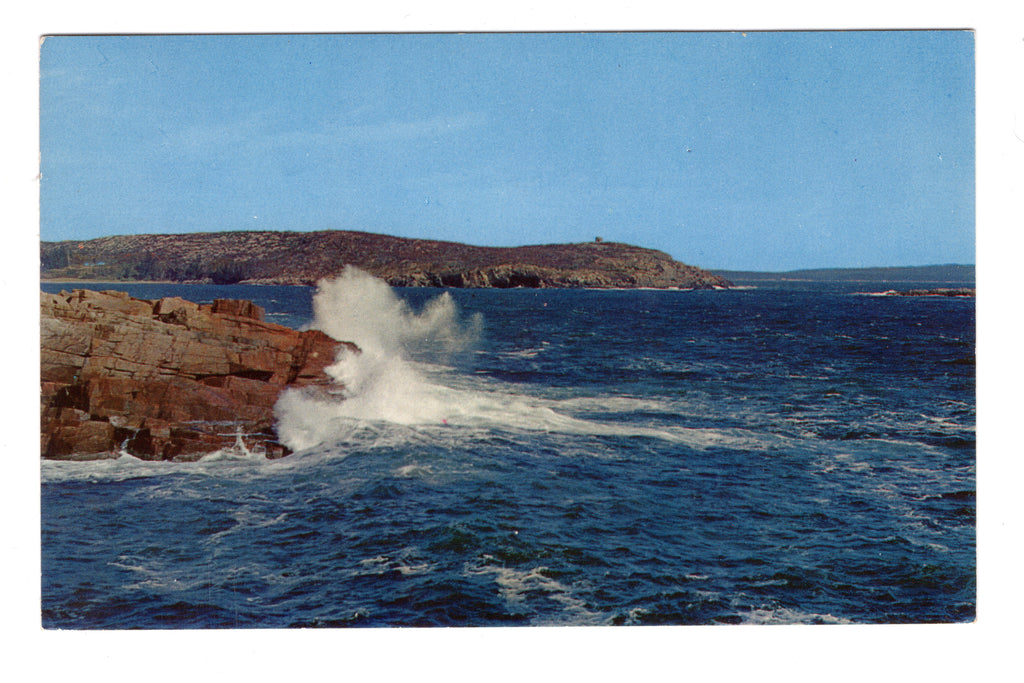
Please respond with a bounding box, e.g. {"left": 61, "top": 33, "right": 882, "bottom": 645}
{"left": 40, "top": 289, "right": 356, "bottom": 460}
{"left": 40, "top": 230, "right": 732, "bottom": 289}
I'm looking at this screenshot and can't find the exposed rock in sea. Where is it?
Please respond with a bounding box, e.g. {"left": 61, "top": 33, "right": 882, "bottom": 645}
{"left": 40, "top": 289, "right": 356, "bottom": 461}
{"left": 879, "top": 288, "right": 975, "bottom": 297}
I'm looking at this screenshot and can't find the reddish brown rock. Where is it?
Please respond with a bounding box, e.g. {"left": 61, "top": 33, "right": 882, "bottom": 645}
{"left": 40, "top": 289, "right": 357, "bottom": 461}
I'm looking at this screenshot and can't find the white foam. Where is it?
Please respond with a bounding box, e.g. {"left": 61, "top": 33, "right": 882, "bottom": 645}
{"left": 274, "top": 373, "right": 706, "bottom": 452}
{"left": 394, "top": 464, "right": 433, "bottom": 478}
{"left": 202, "top": 508, "right": 288, "bottom": 546}
{"left": 40, "top": 444, "right": 279, "bottom": 484}
{"left": 310, "top": 266, "right": 481, "bottom": 358}
{"left": 494, "top": 342, "right": 551, "bottom": 359}
{"left": 466, "top": 563, "right": 604, "bottom": 625}
{"left": 41, "top": 453, "right": 173, "bottom": 483}
{"left": 269, "top": 269, "right": 793, "bottom": 454}
{"left": 274, "top": 268, "right": 485, "bottom": 450}
{"left": 272, "top": 270, "right": 665, "bottom": 450}
{"left": 108, "top": 555, "right": 210, "bottom": 593}
{"left": 199, "top": 428, "right": 267, "bottom": 461}
{"left": 741, "top": 607, "right": 852, "bottom": 625}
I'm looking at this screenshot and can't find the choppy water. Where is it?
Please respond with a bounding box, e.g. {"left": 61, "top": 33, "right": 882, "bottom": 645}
{"left": 40, "top": 273, "right": 975, "bottom": 627}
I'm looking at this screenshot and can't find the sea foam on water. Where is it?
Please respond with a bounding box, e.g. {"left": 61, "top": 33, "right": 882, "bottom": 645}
{"left": 273, "top": 268, "right": 769, "bottom": 453}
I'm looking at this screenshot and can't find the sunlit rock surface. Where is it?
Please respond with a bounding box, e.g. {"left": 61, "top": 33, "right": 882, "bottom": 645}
{"left": 40, "top": 289, "right": 356, "bottom": 460}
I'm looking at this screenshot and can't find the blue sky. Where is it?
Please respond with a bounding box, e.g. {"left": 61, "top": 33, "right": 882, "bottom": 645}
{"left": 39, "top": 31, "right": 974, "bottom": 271}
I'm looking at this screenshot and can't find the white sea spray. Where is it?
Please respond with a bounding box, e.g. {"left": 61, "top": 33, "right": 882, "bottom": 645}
{"left": 272, "top": 268, "right": 793, "bottom": 454}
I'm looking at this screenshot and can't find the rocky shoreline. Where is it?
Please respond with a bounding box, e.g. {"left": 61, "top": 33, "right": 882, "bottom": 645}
{"left": 40, "top": 289, "right": 356, "bottom": 461}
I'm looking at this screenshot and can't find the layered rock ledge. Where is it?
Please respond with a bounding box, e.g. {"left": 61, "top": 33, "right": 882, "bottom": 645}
{"left": 40, "top": 289, "right": 356, "bottom": 461}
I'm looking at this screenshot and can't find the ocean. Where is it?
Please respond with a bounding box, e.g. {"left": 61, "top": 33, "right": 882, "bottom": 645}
{"left": 40, "top": 272, "right": 975, "bottom": 627}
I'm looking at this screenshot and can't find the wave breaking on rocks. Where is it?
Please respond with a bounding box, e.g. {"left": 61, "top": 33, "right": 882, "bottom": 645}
{"left": 40, "top": 288, "right": 357, "bottom": 461}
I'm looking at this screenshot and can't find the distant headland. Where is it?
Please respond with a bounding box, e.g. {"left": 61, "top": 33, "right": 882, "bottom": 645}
{"left": 712, "top": 264, "right": 975, "bottom": 285}
{"left": 40, "top": 230, "right": 732, "bottom": 290}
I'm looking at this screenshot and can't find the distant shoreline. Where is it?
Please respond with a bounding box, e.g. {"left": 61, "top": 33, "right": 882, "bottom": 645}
{"left": 41, "top": 278, "right": 180, "bottom": 285}
{"left": 712, "top": 264, "right": 975, "bottom": 285}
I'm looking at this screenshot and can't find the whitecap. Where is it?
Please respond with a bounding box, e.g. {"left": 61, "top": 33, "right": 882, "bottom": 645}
{"left": 465, "top": 563, "right": 604, "bottom": 625}
{"left": 741, "top": 607, "right": 852, "bottom": 625}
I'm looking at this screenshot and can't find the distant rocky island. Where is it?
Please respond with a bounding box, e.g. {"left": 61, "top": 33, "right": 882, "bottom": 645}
{"left": 40, "top": 230, "right": 732, "bottom": 290}
{"left": 876, "top": 288, "right": 975, "bottom": 297}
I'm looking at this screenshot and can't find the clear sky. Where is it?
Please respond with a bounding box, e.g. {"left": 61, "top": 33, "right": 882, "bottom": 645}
{"left": 39, "top": 31, "right": 974, "bottom": 271}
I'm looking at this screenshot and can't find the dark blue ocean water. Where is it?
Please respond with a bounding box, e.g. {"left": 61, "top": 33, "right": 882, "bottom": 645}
{"left": 40, "top": 277, "right": 975, "bottom": 627}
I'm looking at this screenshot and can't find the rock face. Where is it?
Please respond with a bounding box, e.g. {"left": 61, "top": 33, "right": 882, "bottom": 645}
{"left": 40, "top": 230, "right": 733, "bottom": 290}
{"left": 40, "top": 289, "right": 356, "bottom": 461}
